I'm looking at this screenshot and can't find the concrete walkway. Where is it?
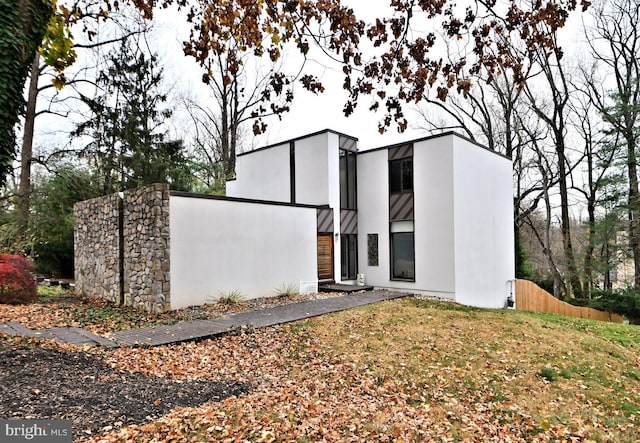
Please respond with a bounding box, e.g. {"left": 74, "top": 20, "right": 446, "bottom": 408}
{"left": 0, "top": 290, "right": 409, "bottom": 348}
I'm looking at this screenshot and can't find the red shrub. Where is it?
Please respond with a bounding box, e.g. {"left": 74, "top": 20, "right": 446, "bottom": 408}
{"left": 0, "top": 254, "right": 38, "bottom": 304}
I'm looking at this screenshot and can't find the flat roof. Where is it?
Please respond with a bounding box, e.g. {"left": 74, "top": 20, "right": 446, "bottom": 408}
{"left": 239, "top": 128, "right": 511, "bottom": 161}
{"left": 170, "top": 190, "right": 330, "bottom": 210}
{"left": 359, "top": 130, "right": 511, "bottom": 161}
{"left": 238, "top": 129, "right": 359, "bottom": 157}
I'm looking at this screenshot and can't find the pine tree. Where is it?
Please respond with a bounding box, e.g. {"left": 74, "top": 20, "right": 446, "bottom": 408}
{"left": 74, "top": 37, "right": 192, "bottom": 193}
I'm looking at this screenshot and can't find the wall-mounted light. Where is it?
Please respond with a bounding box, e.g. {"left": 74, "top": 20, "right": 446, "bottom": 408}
{"left": 334, "top": 232, "right": 339, "bottom": 239}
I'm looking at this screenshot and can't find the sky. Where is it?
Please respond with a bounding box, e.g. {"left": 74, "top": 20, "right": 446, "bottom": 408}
{"left": 150, "top": 2, "right": 427, "bottom": 152}
{"left": 33, "top": 1, "right": 592, "bottom": 162}
{"left": 148, "top": 0, "right": 592, "bottom": 154}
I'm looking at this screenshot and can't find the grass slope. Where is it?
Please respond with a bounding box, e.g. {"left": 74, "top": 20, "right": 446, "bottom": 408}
{"left": 87, "top": 298, "right": 640, "bottom": 442}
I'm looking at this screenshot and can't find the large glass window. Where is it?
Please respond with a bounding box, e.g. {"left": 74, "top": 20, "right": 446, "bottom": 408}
{"left": 341, "top": 234, "right": 358, "bottom": 279}
{"left": 391, "top": 221, "right": 415, "bottom": 281}
{"left": 389, "top": 157, "right": 413, "bottom": 193}
{"left": 340, "top": 150, "right": 357, "bottom": 209}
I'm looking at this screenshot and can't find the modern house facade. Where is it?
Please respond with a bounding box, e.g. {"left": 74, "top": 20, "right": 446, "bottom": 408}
{"left": 227, "top": 129, "right": 515, "bottom": 308}
{"left": 74, "top": 129, "right": 515, "bottom": 312}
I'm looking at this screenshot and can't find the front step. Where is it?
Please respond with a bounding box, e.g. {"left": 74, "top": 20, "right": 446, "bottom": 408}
{"left": 319, "top": 283, "right": 374, "bottom": 293}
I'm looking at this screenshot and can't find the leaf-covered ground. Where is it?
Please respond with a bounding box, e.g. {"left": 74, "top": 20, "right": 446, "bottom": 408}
{"left": 2, "top": 296, "right": 640, "bottom": 442}
{"left": 0, "top": 335, "right": 248, "bottom": 437}
{"left": 0, "top": 288, "right": 329, "bottom": 335}
{"left": 97, "top": 299, "right": 640, "bottom": 442}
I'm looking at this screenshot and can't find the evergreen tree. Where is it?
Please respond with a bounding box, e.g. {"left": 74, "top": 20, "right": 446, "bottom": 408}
{"left": 29, "top": 164, "right": 103, "bottom": 276}
{"left": 74, "top": 36, "right": 193, "bottom": 193}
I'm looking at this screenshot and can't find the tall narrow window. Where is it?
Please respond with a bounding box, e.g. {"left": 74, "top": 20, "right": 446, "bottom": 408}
{"left": 340, "top": 150, "right": 357, "bottom": 209}
{"left": 341, "top": 234, "right": 358, "bottom": 279}
{"left": 389, "top": 157, "right": 413, "bottom": 193}
{"left": 367, "top": 233, "right": 379, "bottom": 266}
{"left": 290, "top": 142, "right": 296, "bottom": 203}
{"left": 390, "top": 221, "right": 415, "bottom": 281}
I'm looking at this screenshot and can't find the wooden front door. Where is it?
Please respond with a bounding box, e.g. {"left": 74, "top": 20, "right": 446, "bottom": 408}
{"left": 317, "top": 234, "right": 334, "bottom": 280}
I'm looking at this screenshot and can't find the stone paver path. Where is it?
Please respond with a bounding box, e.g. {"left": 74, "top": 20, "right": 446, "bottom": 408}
{"left": 0, "top": 322, "right": 119, "bottom": 348}
{"left": 1, "top": 290, "right": 409, "bottom": 348}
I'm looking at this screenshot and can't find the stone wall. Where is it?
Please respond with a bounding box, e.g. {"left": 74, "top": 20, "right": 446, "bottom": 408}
{"left": 74, "top": 184, "right": 171, "bottom": 313}
{"left": 123, "top": 184, "right": 171, "bottom": 313}
{"left": 74, "top": 193, "right": 123, "bottom": 304}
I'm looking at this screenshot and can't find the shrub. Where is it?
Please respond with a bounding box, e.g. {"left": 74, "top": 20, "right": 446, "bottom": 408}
{"left": 570, "top": 288, "right": 640, "bottom": 323}
{"left": 273, "top": 282, "right": 299, "bottom": 298}
{"left": 0, "top": 254, "right": 38, "bottom": 304}
{"left": 37, "top": 285, "right": 70, "bottom": 299}
{"left": 216, "top": 290, "right": 244, "bottom": 305}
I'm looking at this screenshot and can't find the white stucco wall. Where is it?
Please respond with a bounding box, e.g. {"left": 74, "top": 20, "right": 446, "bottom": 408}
{"left": 326, "top": 133, "right": 341, "bottom": 213}
{"left": 356, "top": 134, "right": 512, "bottom": 305}
{"left": 226, "top": 143, "right": 290, "bottom": 202}
{"left": 290, "top": 132, "right": 342, "bottom": 280}
{"left": 223, "top": 130, "right": 346, "bottom": 283}
{"left": 356, "top": 139, "right": 456, "bottom": 298}
{"left": 326, "top": 133, "right": 342, "bottom": 280}
{"left": 356, "top": 149, "right": 391, "bottom": 286}
{"left": 169, "top": 195, "right": 318, "bottom": 310}
{"left": 413, "top": 137, "right": 456, "bottom": 297}
{"left": 224, "top": 129, "right": 514, "bottom": 308}
{"left": 452, "top": 138, "right": 515, "bottom": 308}
{"left": 295, "top": 132, "right": 330, "bottom": 206}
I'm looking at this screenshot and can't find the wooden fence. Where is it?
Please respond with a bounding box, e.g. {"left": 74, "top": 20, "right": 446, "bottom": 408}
{"left": 514, "top": 279, "right": 625, "bottom": 323}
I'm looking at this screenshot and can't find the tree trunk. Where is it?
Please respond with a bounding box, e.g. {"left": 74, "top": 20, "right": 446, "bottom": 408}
{"left": 16, "top": 52, "right": 40, "bottom": 252}
{"left": 584, "top": 198, "right": 596, "bottom": 298}
{"left": 220, "top": 80, "right": 230, "bottom": 182}
{"left": 543, "top": 176, "right": 567, "bottom": 298}
{"left": 1, "top": 0, "right": 51, "bottom": 186}
{"left": 229, "top": 75, "right": 239, "bottom": 178}
{"left": 627, "top": 137, "right": 640, "bottom": 289}
{"left": 555, "top": 134, "right": 582, "bottom": 299}
{"left": 602, "top": 240, "right": 612, "bottom": 290}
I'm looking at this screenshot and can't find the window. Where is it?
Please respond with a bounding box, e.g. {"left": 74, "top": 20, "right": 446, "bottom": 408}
{"left": 367, "top": 234, "right": 378, "bottom": 266}
{"left": 389, "top": 157, "right": 413, "bottom": 193}
{"left": 341, "top": 234, "right": 358, "bottom": 279}
{"left": 340, "top": 150, "right": 357, "bottom": 209}
{"left": 391, "top": 221, "right": 415, "bottom": 281}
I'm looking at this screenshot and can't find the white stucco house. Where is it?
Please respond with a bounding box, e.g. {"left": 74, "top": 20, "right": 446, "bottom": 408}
{"left": 76, "top": 128, "right": 515, "bottom": 312}
{"left": 211, "top": 129, "right": 514, "bottom": 309}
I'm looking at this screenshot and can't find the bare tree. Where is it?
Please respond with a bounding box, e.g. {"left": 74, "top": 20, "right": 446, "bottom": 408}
{"left": 522, "top": 137, "right": 566, "bottom": 296}
{"left": 185, "top": 52, "right": 293, "bottom": 191}
{"left": 413, "top": 38, "right": 560, "bottom": 283}
{"left": 569, "top": 81, "right": 624, "bottom": 295}
{"left": 13, "top": 6, "right": 150, "bottom": 248}
{"left": 521, "top": 35, "right": 584, "bottom": 298}
{"left": 584, "top": 0, "right": 640, "bottom": 288}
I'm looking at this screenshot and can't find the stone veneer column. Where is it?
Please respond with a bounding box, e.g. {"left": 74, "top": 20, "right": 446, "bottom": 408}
{"left": 122, "top": 184, "right": 171, "bottom": 313}
{"left": 74, "top": 193, "right": 123, "bottom": 304}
